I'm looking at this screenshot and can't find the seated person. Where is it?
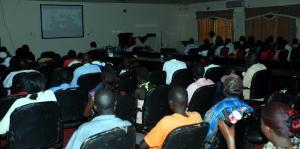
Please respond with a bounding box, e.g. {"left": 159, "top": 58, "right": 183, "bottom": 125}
{"left": 220, "top": 68, "right": 240, "bottom": 84}
{"left": 83, "top": 67, "right": 120, "bottom": 117}
{"left": 139, "top": 86, "right": 203, "bottom": 149}
{"left": 204, "top": 77, "right": 253, "bottom": 148}
{"left": 0, "top": 72, "right": 57, "bottom": 135}
{"left": 198, "top": 39, "right": 212, "bottom": 57}
{"left": 49, "top": 68, "right": 79, "bottom": 92}
{"left": 134, "top": 67, "right": 155, "bottom": 125}
{"left": 220, "top": 102, "right": 300, "bottom": 149}
{"left": 65, "top": 89, "right": 131, "bottom": 149}
{"left": 70, "top": 53, "right": 101, "bottom": 86}
{"left": 186, "top": 64, "right": 214, "bottom": 104}
{"left": 63, "top": 50, "right": 82, "bottom": 68}
{"left": 3, "top": 57, "right": 37, "bottom": 91}
{"left": 163, "top": 54, "right": 187, "bottom": 85}
{"left": 242, "top": 52, "right": 267, "bottom": 100}
{"left": 184, "top": 38, "right": 199, "bottom": 55}
{"left": 203, "top": 55, "right": 220, "bottom": 76}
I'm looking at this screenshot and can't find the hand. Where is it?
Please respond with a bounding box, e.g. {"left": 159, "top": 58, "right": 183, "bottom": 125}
{"left": 218, "top": 120, "right": 236, "bottom": 149}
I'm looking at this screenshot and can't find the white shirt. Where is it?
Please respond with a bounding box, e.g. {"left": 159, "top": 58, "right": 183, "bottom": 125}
{"left": 214, "top": 46, "right": 224, "bottom": 57}
{"left": 184, "top": 44, "right": 199, "bottom": 55}
{"left": 225, "top": 43, "right": 235, "bottom": 55}
{"left": 211, "top": 36, "right": 217, "bottom": 45}
{"left": 242, "top": 63, "right": 267, "bottom": 100}
{"left": 0, "top": 90, "right": 57, "bottom": 134}
{"left": 71, "top": 63, "right": 101, "bottom": 85}
{"left": 163, "top": 59, "right": 187, "bottom": 85}
{"left": 204, "top": 64, "right": 220, "bottom": 76}
{"left": 3, "top": 70, "right": 38, "bottom": 89}
{"left": 285, "top": 44, "right": 292, "bottom": 61}
{"left": 2, "top": 57, "right": 11, "bottom": 68}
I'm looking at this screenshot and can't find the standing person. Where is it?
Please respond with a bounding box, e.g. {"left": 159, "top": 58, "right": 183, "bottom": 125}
{"left": 209, "top": 31, "right": 217, "bottom": 46}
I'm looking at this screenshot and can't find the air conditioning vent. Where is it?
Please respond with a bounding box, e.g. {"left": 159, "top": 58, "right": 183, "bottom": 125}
{"left": 226, "top": 0, "right": 245, "bottom": 8}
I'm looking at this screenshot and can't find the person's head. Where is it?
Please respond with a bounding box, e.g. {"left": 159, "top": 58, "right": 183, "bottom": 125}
{"left": 261, "top": 102, "right": 300, "bottom": 146}
{"left": 67, "top": 50, "right": 77, "bottom": 59}
{"left": 82, "top": 53, "right": 92, "bottom": 64}
{"left": 12, "top": 57, "right": 29, "bottom": 70}
{"left": 239, "top": 36, "right": 246, "bottom": 42}
{"left": 135, "top": 66, "right": 149, "bottom": 83}
{"left": 203, "top": 38, "right": 210, "bottom": 44}
{"left": 50, "top": 68, "right": 72, "bottom": 87}
{"left": 12, "top": 72, "right": 47, "bottom": 94}
{"left": 225, "top": 38, "right": 231, "bottom": 45}
{"left": 22, "top": 44, "right": 30, "bottom": 53}
{"left": 223, "top": 77, "right": 243, "bottom": 98}
{"left": 101, "top": 69, "right": 119, "bottom": 92}
{"left": 90, "top": 41, "right": 97, "bottom": 48}
{"left": 192, "top": 64, "right": 205, "bottom": 80}
{"left": 209, "top": 31, "right": 215, "bottom": 38}
{"left": 216, "top": 36, "right": 224, "bottom": 46}
{"left": 189, "top": 38, "right": 195, "bottom": 44}
{"left": 245, "top": 51, "right": 258, "bottom": 67}
{"left": 168, "top": 86, "right": 188, "bottom": 112}
{"left": 292, "top": 38, "right": 299, "bottom": 46}
{"left": 234, "top": 41, "right": 241, "bottom": 50}
{"left": 94, "top": 89, "right": 116, "bottom": 115}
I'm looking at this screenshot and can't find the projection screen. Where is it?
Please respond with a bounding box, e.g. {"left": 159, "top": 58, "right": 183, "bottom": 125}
{"left": 40, "top": 5, "right": 84, "bottom": 39}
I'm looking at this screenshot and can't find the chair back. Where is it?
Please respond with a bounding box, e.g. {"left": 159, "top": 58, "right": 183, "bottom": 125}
{"left": 170, "top": 69, "right": 193, "bottom": 88}
{"left": 188, "top": 85, "right": 216, "bottom": 116}
{"left": 55, "top": 88, "right": 85, "bottom": 128}
{"left": 80, "top": 125, "right": 136, "bottom": 149}
{"left": 162, "top": 122, "right": 209, "bottom": 149}
{"left": 220, "top": 47, "right": 229, "bottom": 57}
{"left": 78, "top": 73, "right": 102, "bottom": 101}
{"left": 119, "top": 71, "right": 137, "bottom": 95}
{"left": 0, "top": 95, "right": 26, "bottom": 120}
{"left": 143, "top": 85, "right": 172, "bottom": 131}
{"left": 8, "top": 102, "right": 62, "bottom": 149}
{"left": 188, "top": 48, "right": 199, "bottom": 55}
{"left": 204, "top": 67, "right": 224, "bottom": 83}
{"left": 149, "top": 71, "right": 166, "bottom": 86}
{"left": 250, "top": 70, "right": 270, "bottom": 100}
{"left": 116, "top": 95, "right": 136, "bottom": 124}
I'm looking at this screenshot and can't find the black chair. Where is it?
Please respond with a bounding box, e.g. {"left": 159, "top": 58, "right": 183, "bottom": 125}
{"left": 116, "top": 94, "right": 136, "bottom": 124}
{"left": 78, "top": 73, "right": 102, "bottom": 101}
{"left": 119, "top": 71, "right": 137, "bottom": 95}
{"left": 142, "top": 85, "right": 172, "bottom": 131}
{"left": 55, "top": 88, "right": 86, "bottom": 128}
{"left": 0, "top": 95, "right": 26, "bottom": 120}
{"left": 149, "top": 71, "right": 166, "bottom": 86}
{"left": 80, "top": 125, "right": 136, "bottom": 149}
{"left": 188, "top": 48, "right": 199, "bottom": 55}
{"left": 204, "top": 67, "right": 225, "bottom": 83}
{"left": 170, "top": 69, "right": 193, "bottom": 88}
{"left": 188, "top": 85, "right": 216, "bottom": 116}
{"left": 162, "top": 122, "right": 209, "bottom": 149}
{"left": 249, "top": 70, "right": 270, "bottom": 101}
{"left": 8, "top": 102, "right": 62, "bottom": 149}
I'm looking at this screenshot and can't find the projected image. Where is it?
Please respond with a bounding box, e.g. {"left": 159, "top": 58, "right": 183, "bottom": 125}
{"left": 41, "top": 5, "right": 84, "bottom": 39}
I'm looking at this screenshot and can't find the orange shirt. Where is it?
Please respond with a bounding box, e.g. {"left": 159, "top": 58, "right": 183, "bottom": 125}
{"left": 144, "top": 112, "right": 202, "bottom": 149}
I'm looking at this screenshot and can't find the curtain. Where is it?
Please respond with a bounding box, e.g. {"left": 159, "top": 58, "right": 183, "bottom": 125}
{"left": 198, "top": 18, "right": 233, "bottom": 44}
{"left": 246, "top": 15, "right": 296, "bottom": 43}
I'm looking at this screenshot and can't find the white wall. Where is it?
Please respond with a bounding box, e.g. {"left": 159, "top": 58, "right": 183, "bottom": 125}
{"left": 0, "top": 0, "right": 183, "bottom": 56}
{"left": 183, "top": 0, "right": 300, "bottom": 42}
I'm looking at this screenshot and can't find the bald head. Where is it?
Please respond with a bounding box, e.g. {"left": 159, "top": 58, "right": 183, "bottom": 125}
{"left": 94, "top": 89, "right": 115, "bottom": 114}
{"left": 168, "top": 86, "right": 188, "bottom": 107}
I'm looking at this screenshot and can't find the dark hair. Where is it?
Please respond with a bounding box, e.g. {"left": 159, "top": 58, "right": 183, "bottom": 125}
{"left": 101, "top": 69, "right": 119, "bottom": 92}
{"left": 189, "top": 38, "right": 195, "bottom": 44}
{"left": 223, "top": 77, "right": 243, "bottom": 98}
{"left": 67, "top": 50, "right": 77, "bottom": 59}
{"left": 261, "top": 102, "right": 300, "bottom": 138}
{"left": 135, "top": 66, "right": 149, "bottom": 83}
{"left": 11, "top": 72, "right": 46, "bottom": 94}
{"left": 90, "top": 41, "right": 97, "bottom": 48}
{"left": 192, "top": 64, "right": 204, "bottom": 79}
{"left": 50, "top": 68, "right": 72, "bottom": 87}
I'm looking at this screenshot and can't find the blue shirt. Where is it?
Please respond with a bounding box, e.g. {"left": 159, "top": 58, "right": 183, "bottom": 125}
{"left": 49, "top": 83, "right": 79, "bottom": 92}
{"left": 65, "top": 115, "right": 131, "bottom": 149}
{"left": 71, "top": 63, "right": 101, "bottom": 86}
{"left": 204, "top": 97, "right": 253, "bottom": 145}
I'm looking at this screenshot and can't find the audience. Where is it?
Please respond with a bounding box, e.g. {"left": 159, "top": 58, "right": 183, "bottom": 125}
{"left": 0, "top": 72, "right": 56, "bottom": 135}
{"left": 139, "top": 86, "right": 202, "bottom": 149}
{"left": 184, "top": 38, "right": 198, "bottom": 55}
{"left": 204, "top": 77, "right": 253, "bottom": 148}
{"left": 162, "top": 54, "right": 187, "bottom": 85}
{"left": 63, "top": 50, "right": 82, "bottom": 68}
{"left": 49, "top": 68, "right": 78, "bottom": 92}
{"left": 186, "top": 64, "right": 214, "bottom": 104}
{"left": 70, "top": 53, "right": 101, "bottom": 86}
{"left": 203, "top": 55, "right": 220, "bottom": 76}
{"left": 65, "top": 89, "right": 131, "bottom": 149}
{"left": 242, "top": 52, "right": 267, "bottom": 100}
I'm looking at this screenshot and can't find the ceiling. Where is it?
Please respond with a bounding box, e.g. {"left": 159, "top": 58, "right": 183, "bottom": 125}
{"left": 37, "top": 0, "right": 223, "bottom": 4}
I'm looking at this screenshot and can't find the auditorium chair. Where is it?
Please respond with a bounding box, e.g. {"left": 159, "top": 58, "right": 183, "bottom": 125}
{"left": 8, "top": 102, "right": 62, "bottom": 149}
{"left": 204, "top": 67, "right": 225, "bottom": 83}
{"left": 149, "top": 70, "right": 166, "bottom": 86}
{"left": 0, "top": 95, "right": 26, "bottom": 120}
{"left": 187, "top": 48, "right": 199, "bottom": 55}
{"left": 77, "top": 73, "right": 102, "bottom": 101}
{"left": 115, "top": 94, "right": 136, "bottom": 124}
{"left": 119, "top": 71, "right": 137, "bottom": 95}
{"left": 220, "top": 47, "right": 229, "bottom": 57}
{"left": 142, "top": 85, "right": 172, "bottom": 131}
{"left": 162, "top": 122, "right": 209, "bottom": 149}
{"left": 55, "top": 88, "right": 86, "bottom": 128}
{"left": 80, "top": 125, "right": 135, "bottom": 149}
{"left": 188, "top": 85, "right": 216, "bottom": 116}
{"left": 170, "top": 69, "right": 193, "bottom": 88}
